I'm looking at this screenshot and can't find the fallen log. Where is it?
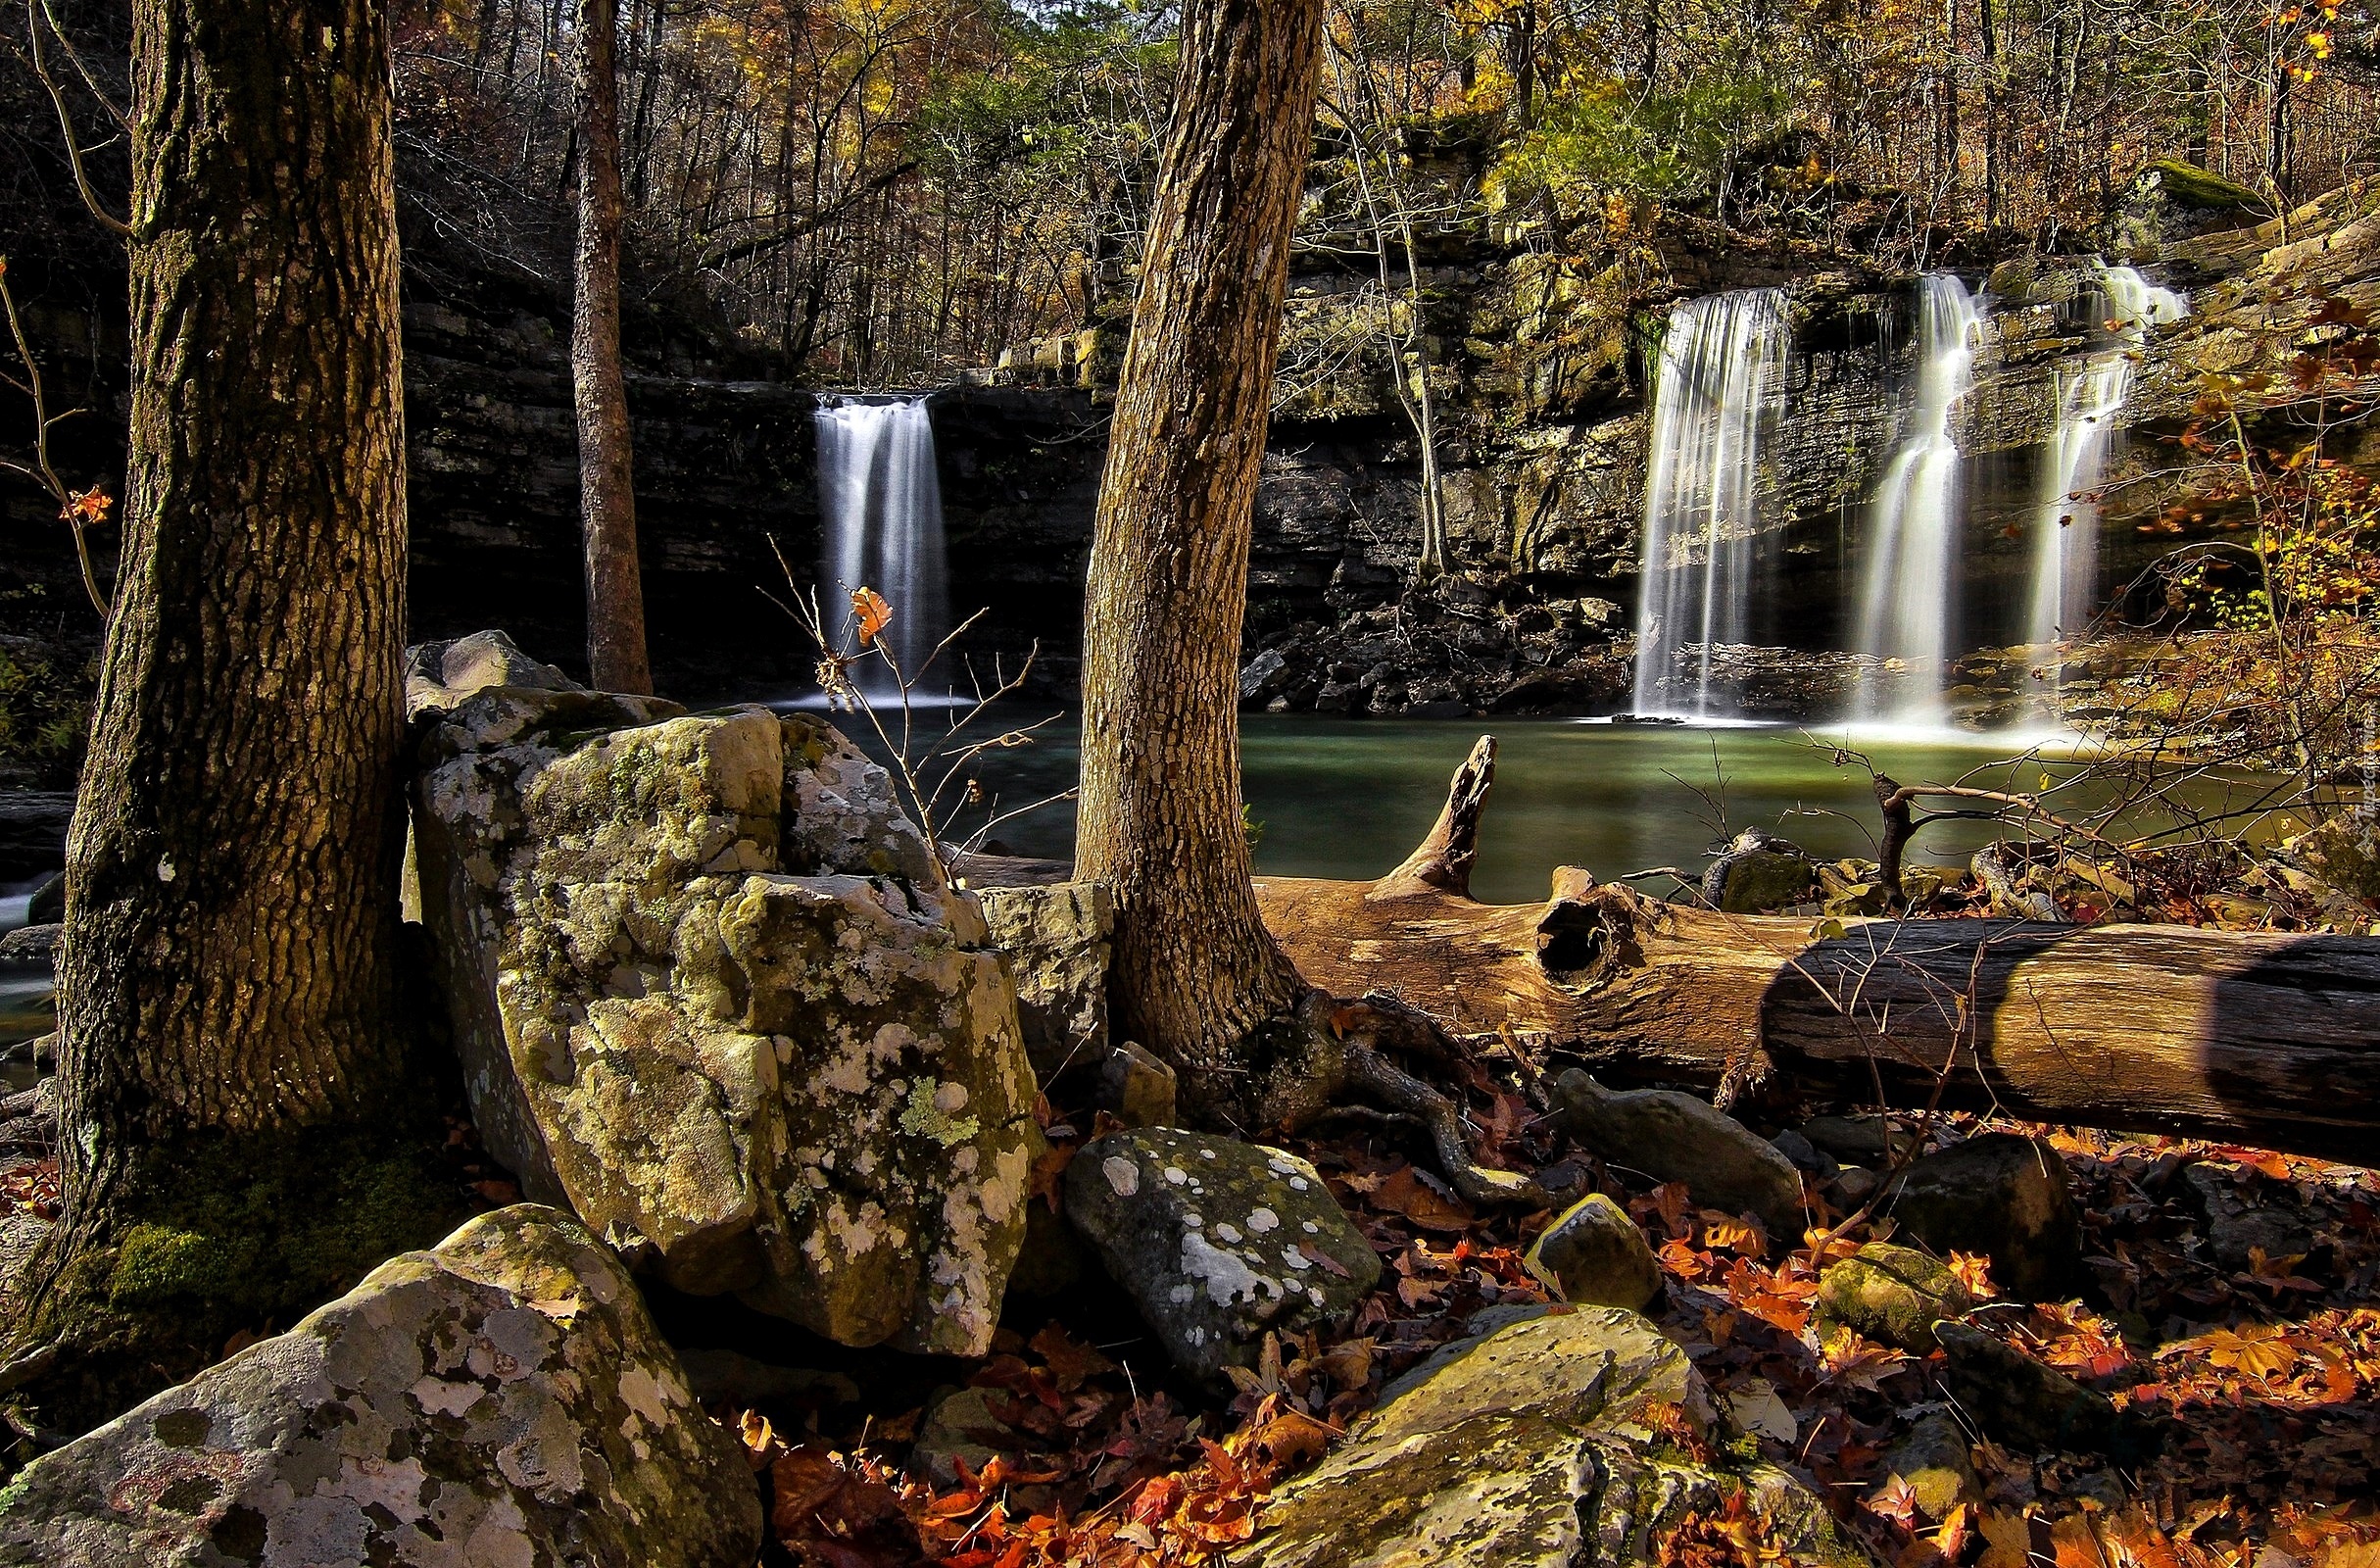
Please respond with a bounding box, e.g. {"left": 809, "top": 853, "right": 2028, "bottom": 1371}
{"left": 1253, "top": 738, "right": 2380, "bottom": 1164}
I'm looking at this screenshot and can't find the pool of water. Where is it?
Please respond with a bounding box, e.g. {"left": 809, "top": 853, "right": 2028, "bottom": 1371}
{"left": 840, "top": 711, "right": 2270, "bottom": 906}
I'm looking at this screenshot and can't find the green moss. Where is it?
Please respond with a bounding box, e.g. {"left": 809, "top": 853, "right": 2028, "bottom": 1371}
{"left": 2148, "top": 158, "right": 2268, "bottom": 213}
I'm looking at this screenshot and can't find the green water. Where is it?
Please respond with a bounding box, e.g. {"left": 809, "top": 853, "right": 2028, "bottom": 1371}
{"left": 896, "top": 713, "right": 2261, "bottom": 905}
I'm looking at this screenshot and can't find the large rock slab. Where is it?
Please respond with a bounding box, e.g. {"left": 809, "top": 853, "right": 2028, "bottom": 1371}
{"left": 0, "top": 1205, "right": 760, "bottom": 1568}
{"left": 1241, "top": 1306, "right": 1862, "bottom": 1568}
{"left": 1063, "top": 1129, "right": 1380, "bottom": 1383}
{"left": 412, "top": 664, "right": 1038, "bottom": 1354}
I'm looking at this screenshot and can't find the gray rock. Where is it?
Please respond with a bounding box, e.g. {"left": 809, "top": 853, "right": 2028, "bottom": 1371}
{"left": 1095, "top": 1041, "right": 1177, "bottom": 1127}
{"left": 1879, "top": 1133, "right": 2079, "bottom": 1300}
{"left": 2181, "top": 1162, "right": 2315, "bottom": 1272}
{"left": 0, "top": 1205, "right": 761, "bottom": 1568}
{"left": 1872, "top": 1410, "right": 1980, "bottom": 1518}
{"left": 1798, "top": 1114, "right": 1915, "bottom": 1164}
{"left": 23, "top": 872, "right": 61, "bottom": 926}
{"left": 1553, "top": 1070, "right": 1808, "bottom": 1239}
{"left": 0, "top": 925, "right": 57, "bottom": 962}
{"left": 1063, "top": 1129, "right": 1380, "bottom": 1383}
{"left": 404, "top": 628, "right": 584, "bottom": 719}
{"left": 413, "top": 692, "right": 1039, "bottom": 1355}
{"left": 1240, "top": 1307, "right": 1863, "bottom": 1568}
{"left": 976, "top": 881, "right": 1113, "bottom": 1079}
{"left": 1815, "top": 1242, "right": 1974, "bottom": 1352}
{"left": 1715, "top": 851, "right": 1818, "bottom": 914}
{"left": 1523, "top": 1194, "right": 1662, "bottom": 1310}
{"left": 1771, "top": 1129, "right": 1836, "bottom": 1180}
{"left": 1933, "top": 1320, "right": 2134, "bottom": 1459}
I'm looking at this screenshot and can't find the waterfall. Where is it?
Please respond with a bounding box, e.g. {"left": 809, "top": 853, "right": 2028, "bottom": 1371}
{"left": 1629, "top": 288, "right": 1794, "bottom": 718}
{"left": 2022, "top": 265, "right": 2188, "bottom": 650}
{"left": 1853, "top": 274, "right": 1982, "bottom": 722}
{"left": 814, "top": 396, "right": 949, "bottom": 692}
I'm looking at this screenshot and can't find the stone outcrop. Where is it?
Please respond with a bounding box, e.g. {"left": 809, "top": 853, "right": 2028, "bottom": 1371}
{"left": 0, "top": 1205, "right": 762, "bottom": 1568}
{"left": 411, "top": 664, "right": 1038, "bottom": 1355}
{"left": 1240, "top": 1305, "right": 1860, "bottom": 1568}
{"left": 1063, "top": 1129, "right": 1381, "bottom": 1383}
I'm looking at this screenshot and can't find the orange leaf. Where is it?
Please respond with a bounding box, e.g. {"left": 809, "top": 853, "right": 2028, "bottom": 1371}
{"left": 851, "top": 586, "right": 894, "bottom": 648}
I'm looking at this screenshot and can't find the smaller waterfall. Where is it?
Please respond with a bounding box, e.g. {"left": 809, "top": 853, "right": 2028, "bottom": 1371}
{"left": 2023, "top": 266, "right": 2188, "bottom": 650}
{"left": 1854, "top": 274, "right": 1982, "bottom": 721}
{"left": 1629, "top": 288, "right": 1794, "bottom": 718}
{"left": 814, "top": 396, "right": 949, "bottom": 693}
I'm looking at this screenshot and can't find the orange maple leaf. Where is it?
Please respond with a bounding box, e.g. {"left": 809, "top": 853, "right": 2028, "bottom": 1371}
{"left": 850, "top": 586, "right": 894, "bottom": 648}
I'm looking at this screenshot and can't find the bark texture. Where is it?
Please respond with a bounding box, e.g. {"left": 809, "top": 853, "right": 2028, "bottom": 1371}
{"left": 1259, "top": 873, "right": 2380, "bottom": 1162}
{"left": 17, "top": 0, "right": 461, "bottom": 1439}
{"left": 571, "top": 0, "right": 654, "bottom": 694}
{"left": 1073, "top": 0, "right": 1325, "bottom": 1115}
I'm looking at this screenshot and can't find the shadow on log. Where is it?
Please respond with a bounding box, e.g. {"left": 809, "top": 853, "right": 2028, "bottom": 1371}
{"left": 1253, "top": 736, "right": 2380, "bottom": 1164}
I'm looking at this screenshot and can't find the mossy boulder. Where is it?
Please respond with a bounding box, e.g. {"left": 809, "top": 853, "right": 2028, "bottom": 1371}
{"left": 1816, "top": 1242, "right": 1974, "bottom": 1352}
{"left": 1523, "top": 1194, "right": 1662, "bottom": 1310}
{"left": 1240, "top": 1306, "right": 1862, "bottom": 1568}
{"left": 411, "top": 662, "right": 1038, "bottom": 1355}
{"left": 1064, "top": 1129, "right": 1380, "bottom": 1384}
{"left": 975, "top": 881, "right": 1114, "bottom": 1080}
{"left": 0, "top": 1205, "right": 761, "bottom": 1567}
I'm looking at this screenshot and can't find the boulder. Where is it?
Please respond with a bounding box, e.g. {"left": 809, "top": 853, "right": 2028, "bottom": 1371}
{"left": 412, "top": 677, "right": 1039, "bottom": 1355}
{"left": 0, "top": 793, "right": 72, "bottom": 882}
{"left": 1933, "top": 1321, "right": 2140, "bottom": 1460}
{"left": 1240, "top": 1306, "right": 1862, "bottom": 1568}
{"left": 1553, "top": 1070, "right": 1807, "bottom": 1239}
{"left": 2279, "top": 812, "right": 2380, "bottom": 902}
{"left": 1095, "top": 1041, "right": 1178, "bottom": 1127}
{"left": 1878, "top": 1134, "right": 2079, "bottom": 1300}
{"left": 1063, "top": 1129, "right": 1380, "bottom": 1383}
{"left": 0, "top": 925, "right": 57, "bottom": 962}
{"left": 23, "top": 872, "right": 62, "bottom": 926}
{"left": 0, "top": 1205, "right": 761, "bottom": 1568}
{"left": 2180, "top": 1162, "right": 2315, "bottom": 1272}
{"left": 403, "top": 628, "right": 583, "bottom": 718}
{"left": 1522, "top": 1195, "right": 1662, "bottom": 1310}
{"left": 1815, "top": 1242, "right": 1973, "bottom": 1352}
{"left": 975, "top": 881, "right": 1113, "bottom": 1079}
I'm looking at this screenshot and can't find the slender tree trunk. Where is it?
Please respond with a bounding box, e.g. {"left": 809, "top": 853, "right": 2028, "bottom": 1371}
{"left": 18, "top": 0, "right": 460, "bottom": 1438}
{"left": 572, "top": 0, "right": 654, "bottom": 694}
{"left": 1075, "top": 0, "right": 1325, "bottom": 1118}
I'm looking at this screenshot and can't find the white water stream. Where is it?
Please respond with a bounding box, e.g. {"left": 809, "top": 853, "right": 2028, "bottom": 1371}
{"left": 814, "top": 396, "right": 949, "bottom": 692}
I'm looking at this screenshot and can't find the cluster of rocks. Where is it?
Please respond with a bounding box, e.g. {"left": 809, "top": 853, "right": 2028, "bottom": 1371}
{"left": 1239, "top": 579, "right": 1630, "bottom": 717}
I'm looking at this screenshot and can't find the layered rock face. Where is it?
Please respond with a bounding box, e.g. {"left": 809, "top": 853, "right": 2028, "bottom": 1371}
{"left": 0, "top": 1205, "right": 762, "bottom": 1568}
{"left": 410, "top": 662, "right": 1038, "bottom": 1354}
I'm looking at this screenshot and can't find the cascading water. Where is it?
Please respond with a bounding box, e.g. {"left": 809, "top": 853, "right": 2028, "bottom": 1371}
{"left": 1629, "top": 288, "right": 1794, "bottom": 719}
{"left": 814, "top": 396, "right": 949, "bottom": 693}
{"left": 2022, "top": 265, "right": 2188, "bottom": 650}
{"left": 1853, "top": 274, "right": 1983, "bottom": 722}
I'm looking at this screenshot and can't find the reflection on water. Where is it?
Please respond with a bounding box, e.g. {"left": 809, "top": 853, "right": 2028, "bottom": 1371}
{"left": 867, "top": 712, "right": 2263, "bottom": 906}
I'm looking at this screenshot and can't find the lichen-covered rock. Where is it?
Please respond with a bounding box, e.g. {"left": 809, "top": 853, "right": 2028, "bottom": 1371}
{"left": 1554, "top": 1070, "right": 1808, "bottom": 1239}
{"left": 1240, "top": 1306, "right": 1862, "bottom": 1568}
{"left": 1063, "top": 1129, "right": 1380, "bottom": 1383}
{"left": 1879, "top": 1133, "right": 2079, "bottom": 1301}
{"left": 1094, "top": 1041, "right": 1178, "bottom": 1127}
{"left": 1816, "top": 1242, "right": 1974, "bottom": 1352}
{"left": 976, "top": 881, "right": 1114, "bottom": 1079}
{"left": 412, "top": 678, "right": 1037, "bottom": 1355}
{"left": 1872, "top": 1411, "right": 1981, "bottom": 1519}
{"left": 1523, "top": 1194, "right": 1662, "bottom": 1310}
{"left": 404, "top": 628, "right": 589, "bottom": 719}
{"left": 0, "top": 1205, "right": 760, "bottom": 1568}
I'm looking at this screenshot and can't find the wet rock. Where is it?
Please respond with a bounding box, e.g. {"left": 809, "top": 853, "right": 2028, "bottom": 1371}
{"left": 1933, "top": 1321, "right": 2136, "bottom": 1459}
{"left": 1816, "top": 1242, "right": 1974, "bottom": 1352}
{"left": 23, "top": 872, "right": 61, "bottom": 926}
{"left": 0, "top": 1205, "right": 762, "bottom": 1568}
{"left": 2181, "top": 1162, "right": 2315, "bottom": 1272}
{"left": 1240, "top": 1306, "right": 1862, "bottom": 1568}
{"left": 1063, "top": 1129, "right": 1380, "bottom": 1383}
{"left": 1872, "top": 1410, "right": 1981, "bottom": 1518}
{"left": 1879, "top": 1133, "right": 2079, "bottom": 1301}
{"left": 1095, "top": 1041, "right": 1178, "bottom": 1128}
{"left": 1553, "top": 1070, "right": 1808, "bottom": 1239}
{"left": 1523, "top": 1194, "right": 1662, "bottom": 1309}
{"left": 413, "top": 681, "right": 1038, "bottom": 1355}
{"left": 976, "top": 881, "right": 1113, "bottom": 1080}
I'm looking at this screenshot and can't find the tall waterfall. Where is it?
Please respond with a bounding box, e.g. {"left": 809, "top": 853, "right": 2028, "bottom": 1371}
{"left": 2022, "top": 266, "right": 2188, "bottom": 649}
{"left": 1853, "top": 274, "right": 1983, "bottom": 721}
{"left": 1629, "top": 288, "right": 1794, "bottom": 718}
{"left": 814, "top": 396, "right": 949, "bottom": 691}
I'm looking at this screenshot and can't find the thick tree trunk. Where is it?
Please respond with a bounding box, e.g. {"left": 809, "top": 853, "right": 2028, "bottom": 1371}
{"left": 571, "top": 0, "right": 654, "bottom": 694}
{"left": 1255, "top": 766, "right": 2380, "bottom": 1161}
{"left": 15, "top": 0, "right": 458, "bottom": 1439}
{"left": 1074, "top": 0, "right": 1325, "bottom": 1117}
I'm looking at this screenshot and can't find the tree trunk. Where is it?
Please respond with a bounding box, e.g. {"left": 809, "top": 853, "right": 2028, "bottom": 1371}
{"left": 11, "top": 0, "right": 464, "bottom": 1442}
{"left": 1251, "top": 750, "right": 2380, "bottom": 1161}
{"left": 572, "top": 0, "right": 654, "bottom": 694}
{"left": 1074, "top": 0, "right": 1325, "bottom": 1119}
